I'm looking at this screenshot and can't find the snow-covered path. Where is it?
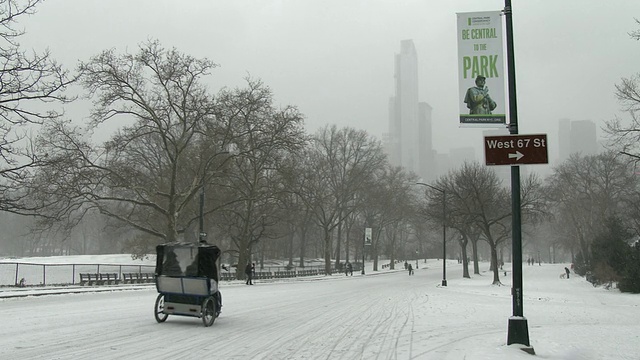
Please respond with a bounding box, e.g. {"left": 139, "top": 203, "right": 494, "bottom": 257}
{"left": 1, "top": 261, "right": 638, "bottom": 359}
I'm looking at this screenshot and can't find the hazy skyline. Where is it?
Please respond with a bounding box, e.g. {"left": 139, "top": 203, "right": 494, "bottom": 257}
{"left": 19, "top": 0, "right": 640, "bottom": 170}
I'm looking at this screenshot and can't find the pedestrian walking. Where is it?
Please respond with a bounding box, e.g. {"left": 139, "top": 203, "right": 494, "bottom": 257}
{"left": 408, "top": 263, "right": 414, "bottom": 276}
{"left": 564, "top": 267, "right": 570, "bottom": 279}
{"left": 245, "top": 263, "right": 254, "bottom": 285}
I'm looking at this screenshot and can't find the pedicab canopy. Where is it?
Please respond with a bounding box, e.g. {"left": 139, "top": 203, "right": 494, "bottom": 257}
{"left": 155, "top": 242, "right": 221, "bottom": 281}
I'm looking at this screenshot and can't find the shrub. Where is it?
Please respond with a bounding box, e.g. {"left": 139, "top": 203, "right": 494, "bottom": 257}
{"left": 618, "top": 242, "right": 640, "bottom": 293}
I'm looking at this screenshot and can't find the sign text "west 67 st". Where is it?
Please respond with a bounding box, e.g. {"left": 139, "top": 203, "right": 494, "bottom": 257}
{"left": 484, "top": 134, "right": 548, "bottom": 166}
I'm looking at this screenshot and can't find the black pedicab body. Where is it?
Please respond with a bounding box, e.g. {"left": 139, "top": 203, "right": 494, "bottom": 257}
{"left": 154, "top": 242, "right": 222, "bottom": 327}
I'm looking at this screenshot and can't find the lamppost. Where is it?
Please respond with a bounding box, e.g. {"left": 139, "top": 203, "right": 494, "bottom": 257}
{"left": 198, "top": 175, "right": 207, "bottom": 244}
{"left": 361, "top": 231, "right": 366, "bottom": 275}
{"left": 417, "top": 182, "right": 447, "bottom": 286}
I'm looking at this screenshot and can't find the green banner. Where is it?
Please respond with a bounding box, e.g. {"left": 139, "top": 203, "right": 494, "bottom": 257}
{"left": 457, "top": 11, "right": 506, "bottom": 127}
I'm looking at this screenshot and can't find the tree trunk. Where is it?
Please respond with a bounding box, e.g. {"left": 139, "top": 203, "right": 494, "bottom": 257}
{"left": 298, "top": 222, "right": 308, "bottom": 267}
{"left": 287, "top": 225, "right": 295, "bottom": 267}
{"left": 490, "top": 242, "right": 501, "bottom": 285}
{"left": 459, "top": 236, "right": 470, "bottom": 278}
{"left": 323, "top": 228, "right": 332, "bottom": 275}
{"left": 471, "top": 237, "right": 480, "bottom": 275}
{"left": 335, "top": 220, "right": 342, "bottom": 268}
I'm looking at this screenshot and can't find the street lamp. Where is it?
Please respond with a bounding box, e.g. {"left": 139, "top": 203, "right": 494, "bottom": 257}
{"left": 198, "top": 175, "right": 207, "bottom": 244}
{"left": 417, "top": 182, "right": 447, "bottom": 286}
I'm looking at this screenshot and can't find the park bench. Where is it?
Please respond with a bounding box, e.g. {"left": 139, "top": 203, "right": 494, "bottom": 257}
{"left": 79, "top": 273, "right": 97, "bottom": 285}
{"left": 220, "top": 272, "right": 235, "bottom": 281}
{"left": 297, "top": 269, "right": 319, "bottom": 277}
{"left": 122, "top": 273, "right": 136, "bottom": 284}
{"left": 254, "top": 271, "right": 273, "bottom": 280}
{"left": 123, "top": 272, "right": 152, "bottom": 284}
{"left": 99, "top": 273, "right": 119, "bottom": 285}
{"left": 274, "top": 270, "right": 295, "bottom": 278}
{"left": 79, "top": 273, "right": 119, "bottom": 286}
{"left": 122, "top": 272, "right": 155, "bottom": 283}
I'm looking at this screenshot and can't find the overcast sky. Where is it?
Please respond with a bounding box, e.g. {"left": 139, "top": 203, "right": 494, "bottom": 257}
{"left": 20, "top": 0, "right": 640, "bottom": 167}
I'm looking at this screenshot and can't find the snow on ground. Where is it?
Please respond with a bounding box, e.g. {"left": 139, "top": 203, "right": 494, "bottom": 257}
{"left": 0, "top": 256, "right": 638, "bottom": 359}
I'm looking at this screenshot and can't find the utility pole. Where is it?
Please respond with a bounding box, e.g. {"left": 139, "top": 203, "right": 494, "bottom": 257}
{"left": 504, "top": 0, "right": 533, "bottom": 353}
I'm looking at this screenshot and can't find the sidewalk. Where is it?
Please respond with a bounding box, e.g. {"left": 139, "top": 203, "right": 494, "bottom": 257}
{"left": 0, "top": 283, "right": 154, "bottom": 299}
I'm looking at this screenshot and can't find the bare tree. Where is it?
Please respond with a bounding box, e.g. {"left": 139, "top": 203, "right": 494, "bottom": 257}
{"left": 361, "top": 165, "right": 416, "bottom": 271}
{"left": 428, "top": 162, "right": 544, "bottom": 285}
{"left": 0, "top": 0, "right": 76, "bottom": 215}
{"left": 605, "top": 19, "right": 640, "bottom": 161}
{"left": 32, "top": 40, "right": 231, "bottom": 256}
{"left": 298, "top": 126, "right": 386, "bottom": 274}
{"left": 546, "top": 152, "right": 638, "bottom": 264}
{"left": 212, "top": 79, "right": 306, "bottom": 278}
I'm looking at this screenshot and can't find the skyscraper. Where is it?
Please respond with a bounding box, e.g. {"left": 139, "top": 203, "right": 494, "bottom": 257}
{"left": 569, "top": 120, "right": 598, "bottom": 156}
{"left": 557, "top": 119, "right": 598, "bottom": 163}
{"left": 385, "top": 40, "right": 434, "bottom": 180}
{"left": 558, "top": 118, "right": 571, "bottom": 162}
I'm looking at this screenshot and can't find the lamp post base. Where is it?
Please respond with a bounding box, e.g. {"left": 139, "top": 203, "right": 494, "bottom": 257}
{"left": 441, "top": 279, "right": 447, "bottom": 286}
{"left": 507, "top": 317, "right": 534, "bottom": 354}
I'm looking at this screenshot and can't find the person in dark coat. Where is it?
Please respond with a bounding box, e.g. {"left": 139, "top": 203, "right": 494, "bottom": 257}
{"left": 245, "top": 263, "right": 254, "bottom": 285}
{"left": 408, "top": 263, "right": 414, "bottom": 276}
{"left": 162, "top": 250, "right": 183, "bottom": 276}
{"left": 345, "top": 262, "right": 353, "bottom": 276}
{"left": 564, "top": 267, "right": 571, "bottom": 279}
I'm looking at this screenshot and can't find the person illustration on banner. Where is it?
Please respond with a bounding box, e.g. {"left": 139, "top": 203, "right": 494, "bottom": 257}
{"left": 463, "top": 75, "right": 497, "bottom": 114}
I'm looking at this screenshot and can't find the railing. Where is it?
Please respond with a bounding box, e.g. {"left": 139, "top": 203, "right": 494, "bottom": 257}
{"left": 0, "top": 262, "right": 155, "bottom": 287}
{"left": 0, "top": 262, "right": 346, "bottom": 287}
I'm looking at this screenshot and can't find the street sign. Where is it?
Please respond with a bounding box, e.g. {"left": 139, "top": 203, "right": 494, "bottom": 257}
{"left": 484, "top": 134, "right": 548, "bottom": 166}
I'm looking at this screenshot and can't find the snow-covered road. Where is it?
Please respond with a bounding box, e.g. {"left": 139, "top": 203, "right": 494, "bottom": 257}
{"left": 1, "top": 261, "right": 638, "bottom": 359}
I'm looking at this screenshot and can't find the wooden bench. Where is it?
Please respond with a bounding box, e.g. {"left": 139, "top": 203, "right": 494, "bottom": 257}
{"left": 79, "top": 273, "right": 97, "bottom": 285}
{"left": 79, "top": 273, "right": 119, "bottom": 286}
{"left": 122, "top": 272, "right": 155, "bottom": 284}
{"left": 297, "top": 269, "right": 319, "bottom": 277}
{"left": 274, "top": 270, "right": 295, "bottom": 278}
{"left": 254, "top": 271, "right": 273, "bottom": 280}
{"left": 99, "top": 273, "right": 119, "bottom": 285}
{"left": 220, "top": 272, "right": 235, "bottom": 281}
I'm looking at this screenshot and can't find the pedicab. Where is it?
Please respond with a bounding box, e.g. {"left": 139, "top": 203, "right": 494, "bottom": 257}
{"left": 153, "top": 242, "right": 222, "bottom": 327}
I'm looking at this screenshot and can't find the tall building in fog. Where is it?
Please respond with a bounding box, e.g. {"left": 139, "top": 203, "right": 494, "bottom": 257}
{"left": 384, "top": 39, "right": 435, "bottom": 180}
{"left": 558, "top": 118, "right": 571, "bottom": 162}
{"left": 558, "top": 119, "right": 598, "bottom": 163}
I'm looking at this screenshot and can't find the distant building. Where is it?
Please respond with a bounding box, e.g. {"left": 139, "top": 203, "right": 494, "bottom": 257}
{"left": 450, "top": 147, "right": 477, "bottom": 168}
{"left": 558, "top": 119, "right": 598, "bottom": 163}
{"left": 558, "top": 118, "right": 571, "bottom": 162}
{"left": 570, "top": 120, "right": 598, "bottom": 156}
{"left": 385, "top": 39, "right": 435, "bottom": 181}
{"left": 418, "top": 102, "right": 435, "bottom": 180}
{"left": 434, "top": 152, "right": 451, "bottom": 177}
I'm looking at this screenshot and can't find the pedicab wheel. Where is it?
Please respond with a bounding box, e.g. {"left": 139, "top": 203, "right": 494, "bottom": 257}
{"left": 202, "top": 297, "right": 216, "bottom": 327}
{"left": 154, "top": 294, "right": 168, "bottom": 323}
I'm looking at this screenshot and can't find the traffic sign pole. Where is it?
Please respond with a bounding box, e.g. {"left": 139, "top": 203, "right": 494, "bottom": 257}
{"left": 504, "top": 0, "right": 533, "bottom": 352}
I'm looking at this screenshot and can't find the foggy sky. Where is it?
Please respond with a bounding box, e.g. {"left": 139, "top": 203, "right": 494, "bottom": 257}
{"left": 19, "top": 0, "right": 640, "bottom": 170}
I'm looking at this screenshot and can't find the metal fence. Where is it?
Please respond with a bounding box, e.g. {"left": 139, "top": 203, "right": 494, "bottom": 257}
{"left": 0, "top": 262, "right": 156, "bottom": 287}
{"left": 0, "top": 262, "right": 346, "bottom": 287}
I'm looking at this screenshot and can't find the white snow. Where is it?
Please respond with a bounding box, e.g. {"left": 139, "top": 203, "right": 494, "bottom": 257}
{"left": 0, "top": 256, "right": 638, "bottom": 359}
